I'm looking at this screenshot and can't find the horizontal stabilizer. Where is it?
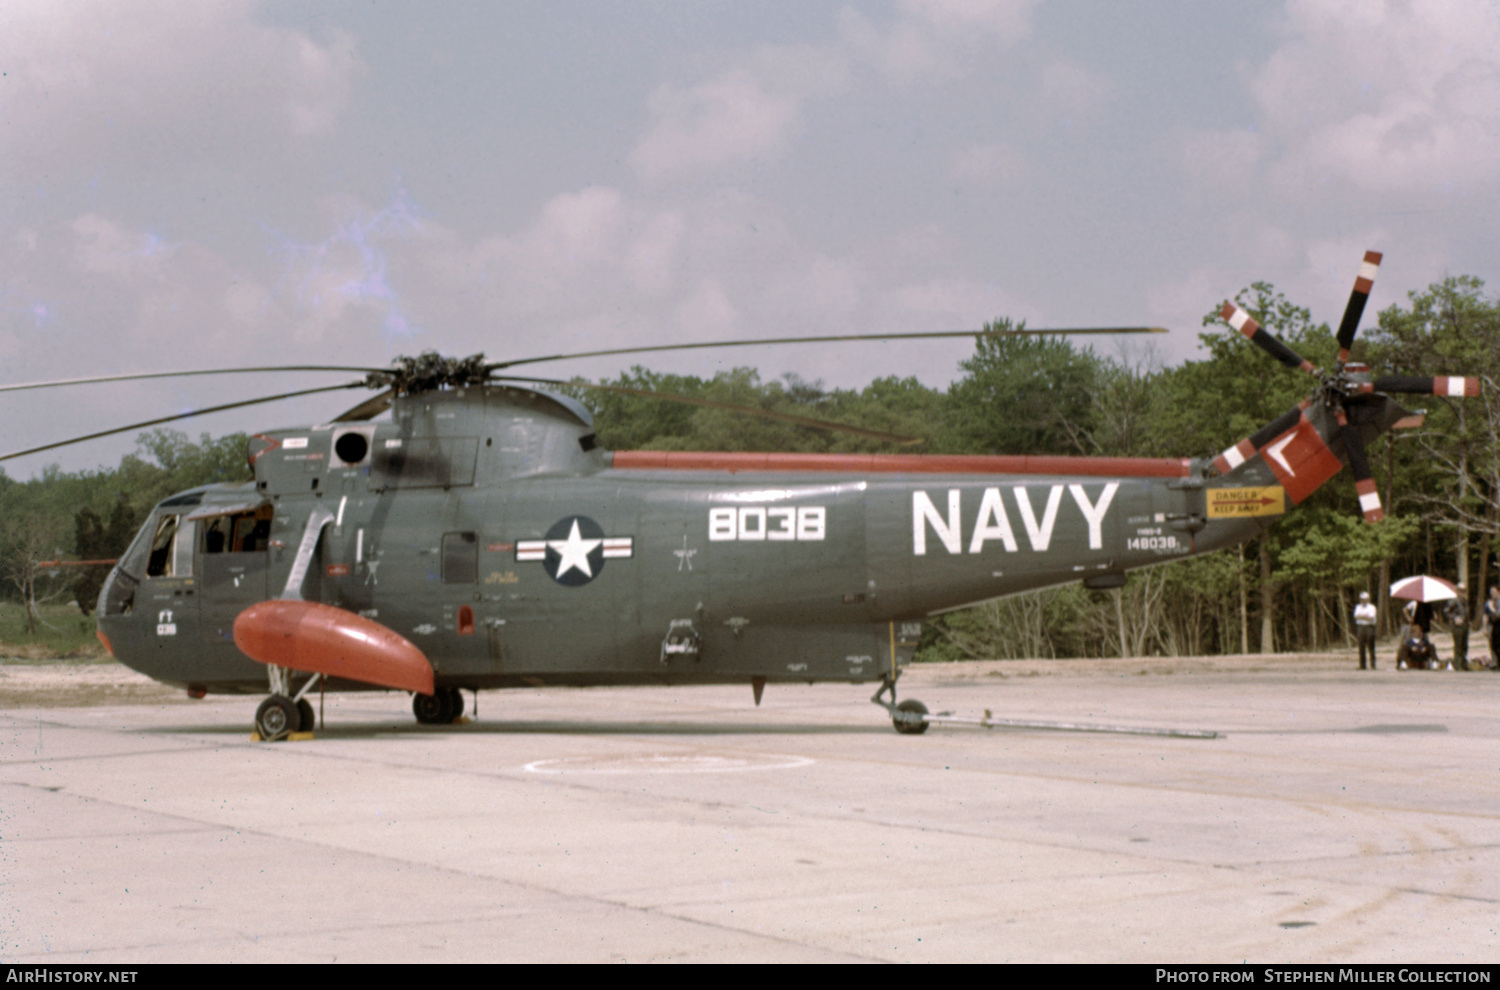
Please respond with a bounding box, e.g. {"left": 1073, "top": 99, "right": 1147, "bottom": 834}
{"left": 234, "top": 600, "right": 435, "bottom": 695}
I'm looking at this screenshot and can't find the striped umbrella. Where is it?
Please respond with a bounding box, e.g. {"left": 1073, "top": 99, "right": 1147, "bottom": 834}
{"left": 1389, "top": 575, "right": 1459, "bottom": 602}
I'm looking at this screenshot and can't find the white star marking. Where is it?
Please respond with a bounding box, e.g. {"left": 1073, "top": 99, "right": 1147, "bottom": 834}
{"left": 674, "top": 535, "right": 697, "bottom": 572}
{"left": 550, "top": 520, "right": 602, "bottom": 579}
{"left": 1266, "top": 432, "right": 1298, "bottom": 476}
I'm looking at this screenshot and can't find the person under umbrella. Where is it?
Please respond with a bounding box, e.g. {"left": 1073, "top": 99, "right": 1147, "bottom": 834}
{"left": 1390, "top": 576, "right": 1458, "bottom": 671}
{"left": 1399, "top": 624, "right": 1438, "bottom": 671}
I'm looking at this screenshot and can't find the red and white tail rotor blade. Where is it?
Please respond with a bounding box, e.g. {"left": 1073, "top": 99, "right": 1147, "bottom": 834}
{"left": 1221, "top": 302, "right": 1318, "bottom": 377}
{"left": 1335, "top": 251, "right": 1382, "bottom": 364}
{"left": 1212, "top": 402, "right": 1307, "bottom": 475}
{"left": 1337, "top": 409, "right": 1384, "bottom": 523}
{"left": 1368, "top": 375, "right": 1481, "bottom": 397}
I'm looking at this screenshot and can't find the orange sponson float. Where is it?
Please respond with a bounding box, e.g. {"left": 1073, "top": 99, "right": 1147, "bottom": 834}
{"left": 234, "top": 600, "right": 434, "bottom": 695}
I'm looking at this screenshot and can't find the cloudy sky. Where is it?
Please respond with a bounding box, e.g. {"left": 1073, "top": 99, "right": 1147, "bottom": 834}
{"left": 3, "top": 0, "right": 1498, "bottom": 478}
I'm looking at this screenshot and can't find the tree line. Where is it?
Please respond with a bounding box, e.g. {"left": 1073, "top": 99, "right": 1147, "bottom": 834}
{"left": 3, "top": 276, "right": 1496, "bottom": 659}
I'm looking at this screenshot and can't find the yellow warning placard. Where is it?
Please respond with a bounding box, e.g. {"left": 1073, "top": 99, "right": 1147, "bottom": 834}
{"left": 1207, "top": 486, "right": 1286, "bottom": 518}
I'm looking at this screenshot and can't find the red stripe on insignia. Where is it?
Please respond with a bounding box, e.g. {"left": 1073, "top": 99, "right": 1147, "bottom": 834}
{"left": 612, "top": 451, "right": 1193, "bottom": 478}
{"left": 1355, "top": 478, "right": 1377, "bottom": 496}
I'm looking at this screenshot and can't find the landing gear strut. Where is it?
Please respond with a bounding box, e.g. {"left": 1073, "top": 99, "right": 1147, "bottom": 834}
{"left": 413, "top": 687, "right": 464, "bottom": 725}
{"left": 871, "top": 676, "right": 929, "bottom": 735}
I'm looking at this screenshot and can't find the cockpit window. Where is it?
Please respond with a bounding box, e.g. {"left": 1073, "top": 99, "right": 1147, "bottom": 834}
{"left": 145, "top": 515, "right": 197, "bottom": 578}
{"left": 146, "top": 515, "right": 177, "bottom": 576}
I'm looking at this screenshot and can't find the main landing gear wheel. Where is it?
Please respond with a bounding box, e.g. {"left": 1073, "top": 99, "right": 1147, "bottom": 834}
{"left": 893, "top": 699, "right": 930, "bottom": 735}
{"left": 296, "top": 698, "right": 316, "bottom": 733}
{"left": 413, "top": 687, "right": 464, "bottom": 725}
{"left": 255, "top": 695, "right": 299, "bottom": 741}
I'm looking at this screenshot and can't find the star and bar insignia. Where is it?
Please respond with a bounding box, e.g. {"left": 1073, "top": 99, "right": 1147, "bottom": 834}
{"left": 516, "top": 515, "right": 632, "bottom": 586}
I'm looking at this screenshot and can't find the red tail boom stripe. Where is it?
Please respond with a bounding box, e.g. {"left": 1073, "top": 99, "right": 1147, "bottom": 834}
{"left": 613, "top": 451, "right": 1193, "bottom": 478}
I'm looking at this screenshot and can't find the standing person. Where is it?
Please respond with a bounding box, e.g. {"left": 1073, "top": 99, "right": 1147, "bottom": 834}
{"left": 1354, "top": 591, "right": 1378, "bottom": 670}
{"left": 1444, "top": 584, "right": 1469, "bottom": 671}
{"left": 1402, "top": 598, "right": 1435, "bottom": 636}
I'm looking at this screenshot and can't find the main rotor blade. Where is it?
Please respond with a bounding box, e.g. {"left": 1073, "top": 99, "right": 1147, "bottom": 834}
{"left": 492, "top": 375, "right": 923, "bottom": 446}
{"left": 1220, "top": 302, "right": 1318, "bottom": 377}
{"left": 486, "top": 327, "right": 1169, "bottom": 371}
{"left": 1335, "top": 251, "right": 1382, "bottom": 363}
{"left": 0, "top": 365, "right": 388, "bottom": 395}
{"left": 0, "top": 382, "right": 364, "bottom": 464}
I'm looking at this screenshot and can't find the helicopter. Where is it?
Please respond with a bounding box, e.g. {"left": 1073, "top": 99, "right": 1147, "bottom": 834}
{"left": 5, "top": 252, "right": 1474, "bottom": 740}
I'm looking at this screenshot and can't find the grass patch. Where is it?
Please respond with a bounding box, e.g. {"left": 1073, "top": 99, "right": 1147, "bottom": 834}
{"left": 0, "top": 604, "right": 108, "bottom": 661}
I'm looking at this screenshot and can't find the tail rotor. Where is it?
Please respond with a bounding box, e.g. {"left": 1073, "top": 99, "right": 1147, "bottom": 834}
{"left": 1212, "top": 251, "right": 1476, "bottom": 523}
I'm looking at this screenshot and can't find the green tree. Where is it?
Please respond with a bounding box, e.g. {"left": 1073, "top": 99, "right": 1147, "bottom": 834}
{"left": 73, "top": 496, "right": 137, "bottom": 615}
{"left": 578, "top": 367, "right": 944, "bottom": 454}
{"left": 1364, "top": 278, "right": 1500, "bottom": 599}
{"left": 941, "top": 321, "right": 1101, "bottom": 455}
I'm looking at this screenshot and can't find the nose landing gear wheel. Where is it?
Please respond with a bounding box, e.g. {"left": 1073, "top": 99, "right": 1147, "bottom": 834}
{"left": 893, "top": 699, "right": 930, "bottom": 735}
{"left": 255, "top": 695, "right": 299, "bottom": 741}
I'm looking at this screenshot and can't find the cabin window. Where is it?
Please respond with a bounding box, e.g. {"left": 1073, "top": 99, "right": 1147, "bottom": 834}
{"left": 442, "top": 531, "right": 478, "bottom": 584}
{"left": 201, "top": 506, "right": 273, "bottom": 554}
{"left": 146, "top": 515, "right": 196, "bottom": 578}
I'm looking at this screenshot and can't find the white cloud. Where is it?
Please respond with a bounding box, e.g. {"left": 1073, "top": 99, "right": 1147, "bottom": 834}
{"left": 675, "top": 279, "right": 739, "bottom": 337}
{"left": 632, "top": 2, "right": 1041, "bottom": 179}
{"left": 630, "top": 69, "right": 804, "bottom": 180}
{"left": 885, "top": 277, "right": 1029, "bottom": 324}
{"left": 838, "top": 0, "right": 1037, "bottom": 84}
{"left": 623, "top": 212, "right": 687, "bottom": 298}
{"left": 0, "top": 0, "right": 361, "bottom": 174}
{"left": 1248, "top": 0, "right": 1500, "bottom": 193}
{"left": 896, "top": 0, "right": 1038, "bottom": 43}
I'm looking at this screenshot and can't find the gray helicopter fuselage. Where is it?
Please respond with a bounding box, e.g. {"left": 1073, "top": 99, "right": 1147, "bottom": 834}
{"left": 97, "top": 385, "right": 1276, "bottom": 695}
